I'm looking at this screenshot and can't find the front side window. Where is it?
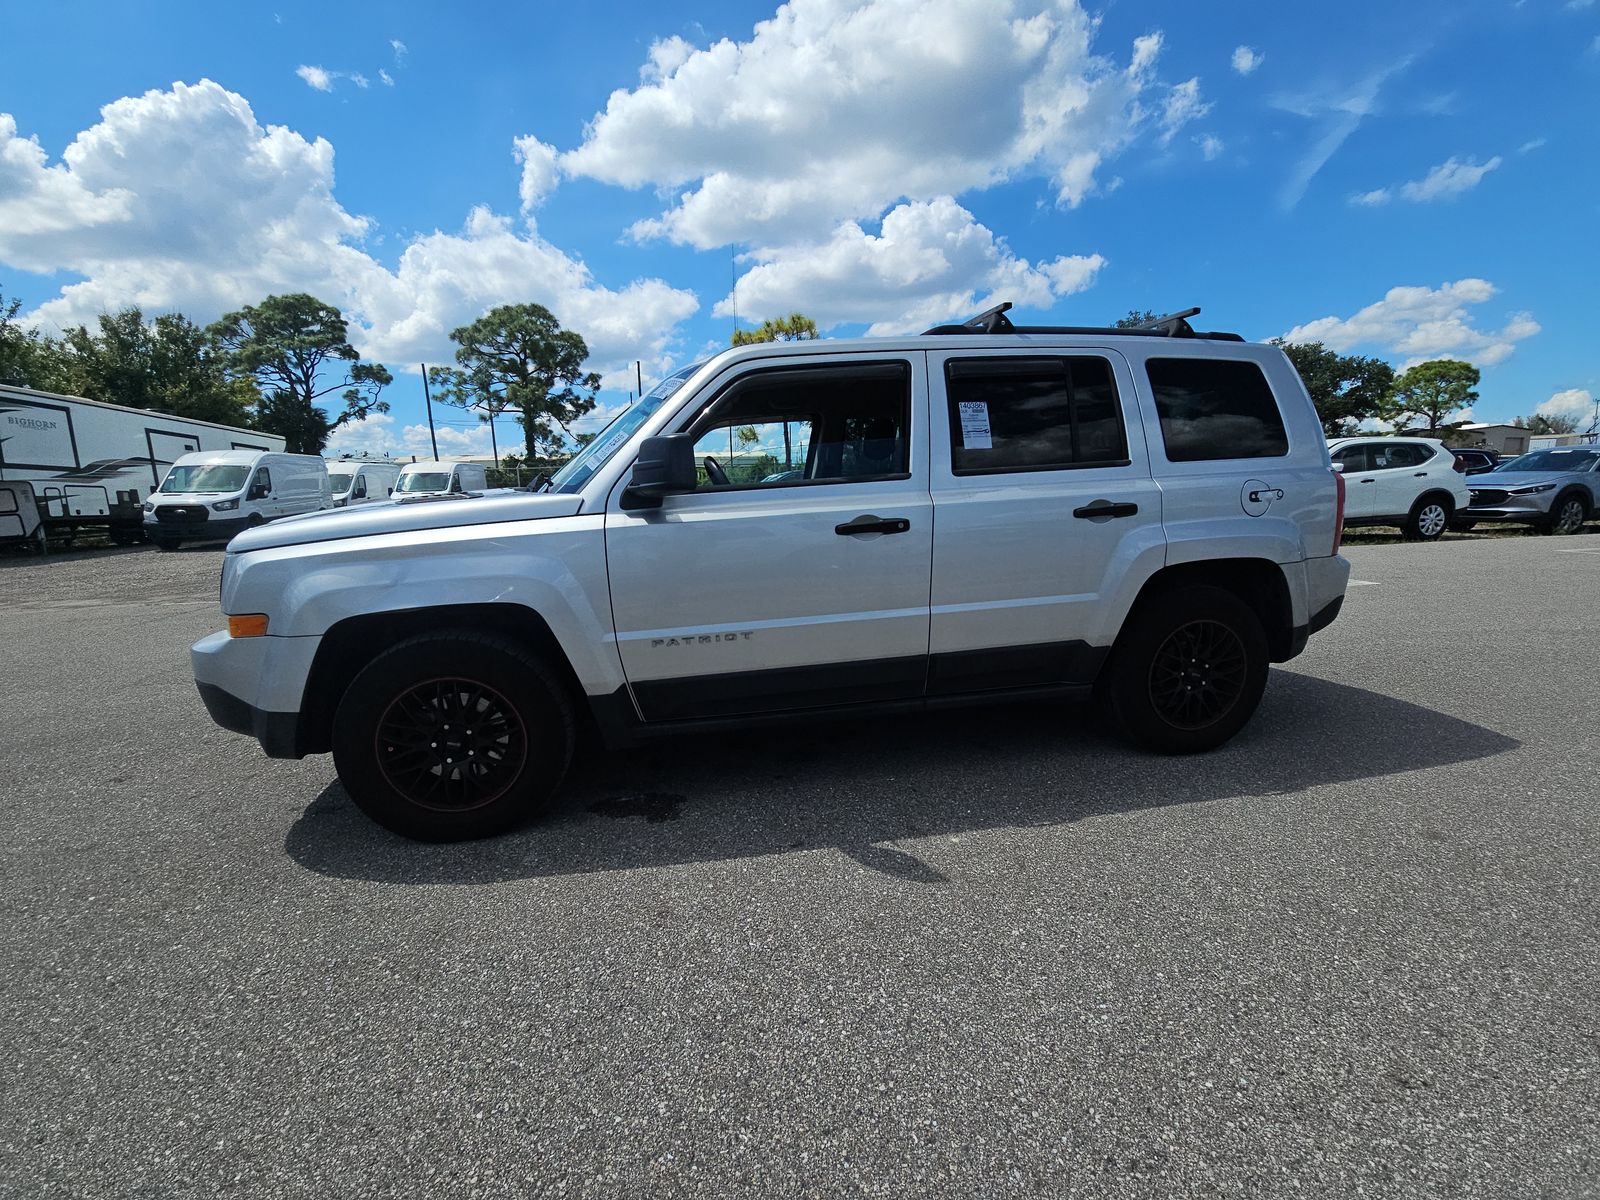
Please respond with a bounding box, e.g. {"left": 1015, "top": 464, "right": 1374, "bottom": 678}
{"left": 1146, "top": 358, "right": 1289, "bottom": 462}
{"left": 1331, "top": 444, "right": 1371, "bottom": 472}
{"left": 685, "top": 362, "right": 909, "bottom": 489}
{"left": 250, "top": 468, "right": 272, "bottom": 495}
{"left": 945, "top": 356, "right": 1127, "bottom": 474}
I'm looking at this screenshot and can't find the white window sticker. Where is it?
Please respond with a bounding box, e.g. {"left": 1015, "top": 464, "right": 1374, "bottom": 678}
{"left": 958, "top": 401, "right": 993, "bottom": 450}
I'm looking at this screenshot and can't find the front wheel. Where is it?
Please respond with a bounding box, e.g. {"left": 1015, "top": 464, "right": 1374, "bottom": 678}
{"left": 1103, "top": 585, "right": 1269, "bottom": 754}
{"left": 1404, "top": 496, "right": 1451, "bottom": 541}
{"left": 1544, "top": 493, "right": 1589, "bottom": 535}
{"left": 331, "top": 632, "right": 575, "bottom": 841}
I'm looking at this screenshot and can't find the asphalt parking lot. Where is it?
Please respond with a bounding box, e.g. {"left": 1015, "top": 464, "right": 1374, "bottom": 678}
{"left": 2, "top": 535, "right": 1597, "bottom": 1198}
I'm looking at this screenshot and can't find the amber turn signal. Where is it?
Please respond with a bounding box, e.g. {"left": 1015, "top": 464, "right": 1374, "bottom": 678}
{"left": 227, "top": 613, "right": 270, "bottom": 638}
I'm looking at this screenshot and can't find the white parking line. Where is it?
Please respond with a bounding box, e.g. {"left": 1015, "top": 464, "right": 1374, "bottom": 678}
{"left": 1349, "top": 579, "right": 1381, "bottom": 586}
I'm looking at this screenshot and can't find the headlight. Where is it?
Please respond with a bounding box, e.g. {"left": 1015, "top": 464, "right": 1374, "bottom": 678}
{"left": 1509, "top": 483, "right": 1556, "bottom": 495}
{"left": 213, "top": 498, "right": 240, "bottom": 511}
{"left": 142, "top": 502, "right": 153, "bottom": 513}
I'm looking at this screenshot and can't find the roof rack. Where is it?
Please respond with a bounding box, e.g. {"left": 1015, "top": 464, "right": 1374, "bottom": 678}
{"left": 922, "top": 302, "right": 1244, "bottom": 341}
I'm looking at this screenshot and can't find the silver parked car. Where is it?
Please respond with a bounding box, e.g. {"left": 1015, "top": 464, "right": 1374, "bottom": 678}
{"left": 1462, "top": 446, "right": 1599, "bottom": 534}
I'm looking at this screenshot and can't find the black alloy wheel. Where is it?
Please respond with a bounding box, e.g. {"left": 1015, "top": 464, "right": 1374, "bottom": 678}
{"left": 332, "top": 631, "right": 575, "bottom": 841}
{"left": 1103, "top": 584, "right": 1270, "bottom": 754}
{"left": 374, "top": 677, "right": 529, "bottom": 812}
{"left": 1147, "top": 619, "right": 1249, "bottom": 731}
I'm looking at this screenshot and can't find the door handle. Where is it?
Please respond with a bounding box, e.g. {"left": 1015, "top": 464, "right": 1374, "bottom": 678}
{"left": 1358, "top": 478, "right": 1376, "bottom": 483}
{"left": 1413, "top": 472, "right": 1428, "bottom": 477}
{"left": 835, "top": 515, "right": 910, "bottom": 536}
{"left": 1073, "top": 501, "right": 1139, "bottom": 519}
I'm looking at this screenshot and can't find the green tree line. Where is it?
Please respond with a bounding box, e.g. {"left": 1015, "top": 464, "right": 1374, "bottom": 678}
{"left": 2, "top": 288, "right": 606, "bottom": 459}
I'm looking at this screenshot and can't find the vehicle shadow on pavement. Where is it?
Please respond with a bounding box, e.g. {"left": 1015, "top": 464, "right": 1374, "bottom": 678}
{"left": 285, "top": 671, "right": 1520, "bottom": 886}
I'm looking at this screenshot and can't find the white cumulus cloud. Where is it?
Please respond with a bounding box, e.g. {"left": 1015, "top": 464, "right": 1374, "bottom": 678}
{"left": 1536, "top": 389, "right": 1595, "bottom": 422}
{"left": 1399, "top": 155, "right": 1502, "bottom": 202}
{"left": 0, "top": 81, "right": 698, "bottom": 384}
{"left": 1349, "top": 188, "right": 1391, "bottom": 206}
{"left": 1283, "top": 279, "right": 1539, "bottom": 368}
{"left": 1231, "top": 45, "right": 1263, "bottom": 75}
{"left": 714, "top": 197, "right": 1105, "bottom": 335}
{"left": 561, "top": 0, "right": 1206, "bottom": 249}
{"left": 1197, "top": 133, "right": 1224, "bottom": 161}
{"left": 513, "top": 136, "right": 562, "bottom": 213}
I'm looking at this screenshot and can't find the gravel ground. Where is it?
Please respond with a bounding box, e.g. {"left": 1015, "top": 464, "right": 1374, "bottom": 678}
{"left": 1, "top": 534, "right": 1596, "bottom": 1198}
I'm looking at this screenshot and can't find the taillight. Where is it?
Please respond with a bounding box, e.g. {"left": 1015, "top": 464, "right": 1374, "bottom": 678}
{"left": 1332, "top": 468, "right": 1346, "bottom": 554}
{"left": 1451, "top": 455, "right": 1467, "bottom": 474}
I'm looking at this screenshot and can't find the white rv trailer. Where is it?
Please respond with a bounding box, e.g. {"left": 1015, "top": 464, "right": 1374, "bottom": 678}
{"left": 0, "top": 384, "right": 283, "bottom": 545}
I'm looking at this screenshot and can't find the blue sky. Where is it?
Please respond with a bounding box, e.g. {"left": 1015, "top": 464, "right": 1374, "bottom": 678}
{"left": 2, "top": 0, "right": 1596, "bottom": 457}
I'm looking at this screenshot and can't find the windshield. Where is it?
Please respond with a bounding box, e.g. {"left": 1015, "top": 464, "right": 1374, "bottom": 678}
{"left": 327, "top": 470, "right": 355, "bottom": 493}
{"left": 1496, "top": 449, "right": 1598, "bottom": 473}
{"left": 549, "top": 360, "right": 706, "bottom": 494}
{"left": 396, "top": 471, "right": 451, "bottom": 493}
{"left": 160, "top": 464, "right": 249, "bottom": 494}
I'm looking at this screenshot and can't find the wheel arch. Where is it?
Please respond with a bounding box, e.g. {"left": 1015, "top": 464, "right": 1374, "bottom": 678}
{"left": 298, "top": 603, "right": 588, "bottom": 756}
{"left": 1121, "top": 557, "right": 1298, "bottom": 663}
{"left": 1414, "top": 488, "right": 1458, "bottom": 514}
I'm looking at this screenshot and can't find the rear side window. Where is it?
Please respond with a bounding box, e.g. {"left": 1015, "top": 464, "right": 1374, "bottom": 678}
{"left": 945, "top": 356, "right": 1128, "bottom": 474}
{"left": 1146, "top": 358, "right": 1288, "bottom": 462}
{"left": 1372, "top": 442, "right": 1429, "bottom": 469}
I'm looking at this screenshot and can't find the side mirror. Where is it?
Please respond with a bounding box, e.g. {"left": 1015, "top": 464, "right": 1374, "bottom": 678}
{"left": 248, "top": 484, "right": 269, "bottom": 500}
{"left": 1330, "top": 462, "right": 1345, "bottom": 473}
{"left": 621, "top": 434, "right": 697, "bottom": 510}
{"left": 353, "top": 484, "right": 367, "bottom": 499}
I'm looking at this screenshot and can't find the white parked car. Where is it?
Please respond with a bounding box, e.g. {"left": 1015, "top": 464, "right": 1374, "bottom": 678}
{"left": 192, "top": 304, "right": 1350, "bottom": 841}
{"left": 393, "top": 460, "right": 488, "bottom": 498}
{"left": 145, "top": 450, "right": 331, "bottom": 550}
{"left": 326, "top": 459, "right": 402, "bottom": 508}
{"left": 1325, "top": 436, "right": 1471, "bottom": 540}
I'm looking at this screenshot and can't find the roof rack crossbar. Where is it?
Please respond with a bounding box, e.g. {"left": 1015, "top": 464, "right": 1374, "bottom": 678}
{"left": 922, "top": 302, "right": 1241, "bottom": 341}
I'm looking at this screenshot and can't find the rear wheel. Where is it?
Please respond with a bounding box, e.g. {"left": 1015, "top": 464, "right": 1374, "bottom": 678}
{"left": 1404, "top": 495, "right": 1451, "bottom": 541}
{"left": 1103, "top": 585, "right": 1269, "bottom": 754}
{"left": 1544, "top": 492, "right": 1589, "bottom": 535}
{"left": 331, "top": 632, "right": 575, "bottom": 841}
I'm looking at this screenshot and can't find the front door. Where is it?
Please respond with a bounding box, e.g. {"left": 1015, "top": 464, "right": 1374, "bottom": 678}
{"left": 605, "top": 354, "right": 933, "bottom": 722}
{"left": 925, "top": 348, "right": 1164, "bottom": 688}
{"left": 1331, "top": 443, "right": 1378, "bottom": 519}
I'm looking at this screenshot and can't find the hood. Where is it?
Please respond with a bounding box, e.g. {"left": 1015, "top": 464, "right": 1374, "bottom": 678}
{"left": 1469, "top": 471, "right": 1576, "bottom": 489}
{"left": 228, "top": 490, "right": 584, "bottom": 552}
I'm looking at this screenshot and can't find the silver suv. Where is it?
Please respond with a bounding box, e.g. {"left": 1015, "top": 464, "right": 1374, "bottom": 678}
{"left": 192, "top": 305, "right": 1351, "bottom": 840}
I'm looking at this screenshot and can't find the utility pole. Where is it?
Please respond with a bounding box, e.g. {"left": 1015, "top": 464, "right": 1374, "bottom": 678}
{"left": 420, "top": 363, "right": 439, "bottom": 460}
{"left": 635, "top": 361, "right": 643, "bottom": 399}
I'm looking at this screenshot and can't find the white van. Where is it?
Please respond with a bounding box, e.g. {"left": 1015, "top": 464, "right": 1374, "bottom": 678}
{"left": 145, "top": 450, "right": 331, "bottom": 549}
{"left": 393, "top": 460, "right": 489, "bottom": 499}
{"left": 326, "top": 459, "right": 403, "bottom": 508}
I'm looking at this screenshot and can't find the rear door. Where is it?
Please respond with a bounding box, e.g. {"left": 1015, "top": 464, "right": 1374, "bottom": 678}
{"left": 604, "top": 353, "right": 933, "bottom": 721}
{"left": 1368, "top": 440, "right": 1429, "bottom": 518}
{"left": 925, "top": 347, "right": 1163, "bottom": 687}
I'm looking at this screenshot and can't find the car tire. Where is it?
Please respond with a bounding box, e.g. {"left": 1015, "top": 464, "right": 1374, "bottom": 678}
{"left": 331, "top": 631, "right": 575, "bottom": 842}
{"left": 1103, "top": 585, "right": 1269, "bottom": 755}
{"left": 1403, "top": 495, "right": 1451, "bottom": 541}
{"left": 1543, "top": 492, "right": 1589, "bottom": 536}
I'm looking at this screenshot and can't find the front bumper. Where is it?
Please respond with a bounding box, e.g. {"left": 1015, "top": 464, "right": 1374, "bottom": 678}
{"left": 145, "top": 513, "right": 251, "bottom": 541}
{"left": 196, "top": 681, "right": 304, "bottom": 758}
{"left": 191, "top": 630, "right": 321, "bottom": 758}
{"left": 1463, "top": 503, "right": 1552, "bottom": 524}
